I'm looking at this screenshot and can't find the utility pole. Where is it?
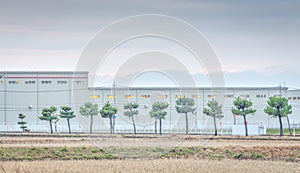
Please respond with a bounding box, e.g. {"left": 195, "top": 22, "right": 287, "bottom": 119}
{"left": 112, "top": 81, "right": 116, "bottom": 134}
{"left": 279, "top": 83, "right": 282, "bottom": 97}
{"left": 279, "top": 82, "right": 286, "bottom": 97}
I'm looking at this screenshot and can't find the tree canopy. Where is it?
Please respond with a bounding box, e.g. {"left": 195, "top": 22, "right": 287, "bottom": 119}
{"left": 80, "top": 102, "right": 99, "bottom": 134}
{"left": 264, "top": 96, "right": 292, "bottom": 136}
{"left": 18, "top": 113, "right": 27, "bottom": 132}
{"left": 100, "top": 101, "right": 118, "bottom": 134}
{"left": 59, "top": 106, "right": 76, "bottom": 134}
{"left": 39, "top": 106, "right": 58, "bottom": 134}
{"left": 231, "top": 97, "right": 256, "bottom": 136}
{"left": 203, "top": 99, "right": 223, "bottom": 136}
{"left": 124, "top": 102, "right": 139, "bottom": 134}
{"left": 175, "top": 97, "right": 196, "bottom": 134}
{"left": 149, "top": 102, "right": 169, "bottom": 135}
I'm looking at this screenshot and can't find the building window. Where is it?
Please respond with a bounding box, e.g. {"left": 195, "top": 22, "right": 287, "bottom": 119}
{"left": 107, "top": 95, "right": 116, "bottom": 99}
{"left": 256, "top": 94, "right": 266, "bottom": 98}
{"left": 57, "top": 81, "right": 67, "bottom": 84}
{"left": 240, "top": 95, "right": 250, "bottom": 98}
{"left": 157, "top": 95, "right": 168, "bottom": 99}
{"left": 41, "top": 80, "right": 52, "bottom": 84}
{"left": 208, "top": 95, "right": 217, "bottom": 99}
{"left": 90, "top": 95, "right": 100, "bottom": 99}
{"left": 0, "top": 81, "right": 2, "bottom": 85}
{"left": 224, "top": 95, "right": 234, "bottom": 98}
{"left": 174, "top": 95, "right": 185, "bottom": 99}
{"left": 141, "top": 95, "right": 150, "bottom": 98}
{"left": 293, "top": 97, "right": 297, "bottom": 100}
{"left": 9, "top": 80, "right": 19, "bottom": 84}
{"left": 288, "top": 97, "right": 292, "bottom": 100}
{"left": 74, "top": 80, "right": 84, "bottom": 84}
{"left": 191, "top": 95, "right": 201, "bottom": 99}
{"left": 124, "top": 95, "right": 135, "bottom": 99}
{"left": 298, "top": 97, "right": 300, "bottom": 100}
{"left": 25, "top": 80, "right": 36, "bottom": 84}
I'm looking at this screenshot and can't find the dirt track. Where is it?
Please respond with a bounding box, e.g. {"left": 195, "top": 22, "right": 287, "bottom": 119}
{"left": 1, "top": 133, "right": 300, "bottom": 148}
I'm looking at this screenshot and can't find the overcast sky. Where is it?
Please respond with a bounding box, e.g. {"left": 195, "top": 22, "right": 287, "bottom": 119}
{"left": 1, "top": 0, "right": 300, "bottom": 88}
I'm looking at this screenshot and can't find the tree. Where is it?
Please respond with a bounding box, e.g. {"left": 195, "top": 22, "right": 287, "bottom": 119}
{"left": 100, "top": 101, "right": 118, "bottom": 134}
{"left": 175, "top": 97, "right": 196, "bottom": 134}
{"left": 203, "top": 99, "right": 224, "bottom": 136}
{"left": 149, "top": 102, "right": 169, "bottom": 135}
{"left": 54, "top": 114, "right": 60, "bottom": 133}
{"left": 59, "top": 106, "right": 76, "bottom": 134}
{"left": 80, "top": 102, "right": 99, "bottom": 134}
{"left": 124, "top": 102, "right": 139, "bottom": 134}
{"left": 39, "top": 106, "right": 58, "bottom": 134}
{"left": 283, "top": 104, "right": 293, "bottom": 135}
{"left": 264, "top": 96, "right": 292, "bottom": 136}
{"left": 231, "top": 97, "right": 256, "bottom": 136}
{"left": 18, "top": 113, "right": 27, "bottom": 132}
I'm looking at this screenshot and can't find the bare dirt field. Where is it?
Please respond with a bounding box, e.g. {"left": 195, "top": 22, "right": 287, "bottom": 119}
{"left": 1, "top": 133, "right": 300, "bottom": 148}
{"left": 0, "top": 133, "right": 299, "bottom": 173}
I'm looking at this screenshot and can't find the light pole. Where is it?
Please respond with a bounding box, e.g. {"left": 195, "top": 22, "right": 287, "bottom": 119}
{"left": 279, "top": 82, "right": 286, "bottom": 97}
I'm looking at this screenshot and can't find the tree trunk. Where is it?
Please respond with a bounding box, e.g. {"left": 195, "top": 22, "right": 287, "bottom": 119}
{"left": 213, "top": 116, "right": 217, "bottom": 136}
{"left": 67, "top": 119, "right": 71, "bottom": 134}
{"left": 110, "top": 117, "right": 113, "bottom": 134}
{"left": 90, "top": 115, "right": 93, "bottom": 134}
{"left": 113, "top": 117, "right": 115, "bottom": 134}
{"left": 159, "top": 118, "right": 162, "bottom": 135}
{"left": 155, "top": 119, "right": 157, "bottom": 134}
{"left": 243, "top": 115, "right": 248, "bottom": 136}
{"left": 132, "top": 116, "right": 136, "bottom": 134}
{"left": 286, "top": 115, "right": 292, "bottom": 136}
{"left": 55, "top": 122, "right": 57, "bottom": 133}
{"left": 278, "top": 115, "right": 283, "bottom": 136}
{"left": 185, "top": 113, "right": 189, "bottom": 134}
{"left": 49, "top": 120, "right": 53, "bottom": 134}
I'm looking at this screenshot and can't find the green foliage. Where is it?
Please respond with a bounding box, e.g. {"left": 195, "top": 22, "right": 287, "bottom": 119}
{"left": 124, "top": 102, "right": 139, "bottom": 134}
{"left": 0, "top": 147, "right": 114, "bottom": 161}
{"left": 149, "top": 102, "right": 169, "bottom": 135}
{"left": 267, "top": 128, "right": 300, "bottom": 135}
{"left": 203, "top": 99, "right": 223, "bottom": 119}
{"left": 80, "top": 102, "right": 99, "bottom": 134}
{"left": 18, "top": 113, "right": 25, "bottom": 119}
{"left": 264, "top": 96, "right": 292, "bottom": 136}
{"left": 231, "top": 97, "right": 256, "bottom": 116}
{"left": 203, "top": 99, "right": 223, "bottom": 136}
{"left": 175, "top": 97, "right": 196, "bottom": 134}
{"left": 18, "top": 113, "right": 27, "bottom": 131}
{"left": 59, "top": 106, "right": 76, "bottom": 134}
{"left": 124, "top": 102, "right": 139, "bottom": 118}
{"left": 100, "top": 102, "right": 118, "bottom": 134}
{"left": 18, "top": 113, "right": 27, "bottom": 130}
{"left": 264, "top": 96, "right": 292, "bottom": 118}
{"left": 60, "top": 106, "right": 76, "bottom": 119}
{"left": 149, "top": 102, "right": 169, "bottom": 120}
{"left": 100, "top": 102, "right": 118, "bottom": 119}
{"left": 79, "top": 102, "right": 99, "bottom": 117}
{"left": 39, "top": 106, "right": 58, "bottom": 121}
{"left": 231, "top": 97, "right": 256, "bottom": 136}
{"left": 60, "top": 146, "right": 67, "bottom": 152}
{"left": 175, "top": 97, "right": 196, "bottom": 114}
{"left": 39, "top": 106, "right": 57, "bottom": 133}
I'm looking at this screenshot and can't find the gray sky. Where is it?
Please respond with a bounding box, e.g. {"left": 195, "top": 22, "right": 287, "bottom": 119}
{"left": 1, "top": 0, "right": 300, "bottom": 88}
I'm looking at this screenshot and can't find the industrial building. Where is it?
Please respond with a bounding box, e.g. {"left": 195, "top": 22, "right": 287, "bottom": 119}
{"left": 1, "top": 71, "right": 299, "bottom": 134}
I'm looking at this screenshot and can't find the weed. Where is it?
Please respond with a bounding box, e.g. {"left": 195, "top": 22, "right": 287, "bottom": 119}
{"left": 60, "top": 146, "right": 67, "bottom": 152}
{"left": 91, "top": 149, "right": 98, "bottom": 153}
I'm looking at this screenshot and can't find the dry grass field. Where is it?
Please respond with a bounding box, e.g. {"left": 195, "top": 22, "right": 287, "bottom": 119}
{"left": 0, "top": 159, "right": 299, "bottom": 173}
{"left": 0, "top": 133, "right": 299, "bottom": 173}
